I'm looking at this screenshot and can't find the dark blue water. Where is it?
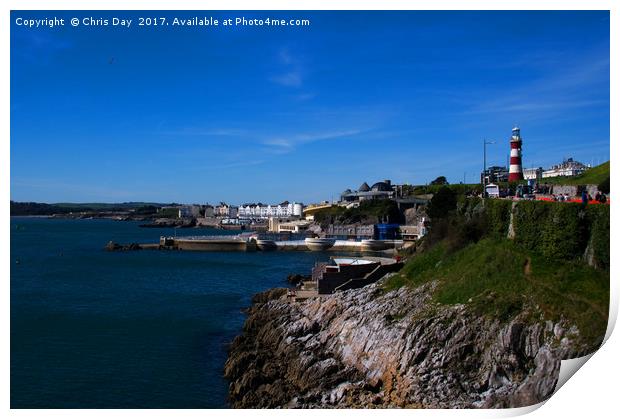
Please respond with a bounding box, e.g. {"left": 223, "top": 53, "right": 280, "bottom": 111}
{"left": 11, "top": 217, "right": 331, "bottom": 408}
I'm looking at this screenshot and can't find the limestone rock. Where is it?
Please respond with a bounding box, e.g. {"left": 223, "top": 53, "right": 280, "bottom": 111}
{"left": 225, "top": 281, "right": 599, "bottom": 408}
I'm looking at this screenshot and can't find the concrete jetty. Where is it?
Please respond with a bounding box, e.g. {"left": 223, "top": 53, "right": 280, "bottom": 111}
{"left": 108, "top": 235, "right": 405, "bottom": 253}
{"left": 159, "top": 235, "right": 257, "bottom": 251}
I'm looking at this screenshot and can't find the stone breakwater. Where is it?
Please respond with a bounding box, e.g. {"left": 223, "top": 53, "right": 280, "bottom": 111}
{"left": 224, "top": 281, "right": 596, "bottom": 408}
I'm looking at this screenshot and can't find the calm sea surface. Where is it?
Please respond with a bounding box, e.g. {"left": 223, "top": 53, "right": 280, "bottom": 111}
{"left": 10, "top": 217, "right": 331, "bottom": 408}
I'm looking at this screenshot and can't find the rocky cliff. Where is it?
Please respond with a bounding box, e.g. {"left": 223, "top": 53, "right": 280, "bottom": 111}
{"left": 224, "top": 279, "right": 595, "bottom": 408}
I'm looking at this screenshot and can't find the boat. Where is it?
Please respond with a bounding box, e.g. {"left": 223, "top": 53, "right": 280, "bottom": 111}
{"left": 304, "top": 237, "right": 336, "bottom": 251}
{"left": 331, "top": 257, "right": 376, "bottom": 266}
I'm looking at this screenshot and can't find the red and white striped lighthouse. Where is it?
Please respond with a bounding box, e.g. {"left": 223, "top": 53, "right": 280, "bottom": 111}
{"left": 508, "top": 126, "right": 524, "bottom": 182}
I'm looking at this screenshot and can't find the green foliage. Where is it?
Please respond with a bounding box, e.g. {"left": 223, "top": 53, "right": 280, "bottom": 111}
{"left": 427, "top": 197, "right": 505, "bottom": 251}
{"left": 484, "top": 199, "right": 513, "bottom": 238}
{"left": 427, "top": 186, "right": 457, "bottom": 219}
{"left": 10, "top": 201, "right": 81, "bottom": 216}
{"left": 430, "top": 176, "right": 449, "bottom": 185}
{"left": 10, "top": 201, "right": 172, "bottom": 216}
{"left": 512, "top": 201, "right": 551, "bottom": 252}
{"left": 159, "top": 207, "right": 180, "bottom": 218}
{"left": 455, "top": 197, "right": 512, "bottom": 239}
{"left": 384, "top": 196, "right": 610, "bottom": 348}
{"left": 429, "top": 197, "right": 608, "bottom": 269}
{"left": 313, "top": 200, "right": 403, "bottom": 226}
{"left": 404, "top": 183, "right": 482, "bottom": 197}
{"left": 384, "top": 244, "right": 446, "bottom": 291}
{"left": 384, "top": 238, "right": 609, "bottom": 346}
{"left": 539, "top": 204, "right": 588, "bottom": 260}
{"left": 512, "top": 201, "right": 591, "bottom": 261}
{"left": 598, "top": 177, "right": 610, "bottom": 194}
{"left": 586, "top": 205, "right": 610, "bottom": 270}
{"left": 133, "top": 205, "right": 159, "bottom": 215}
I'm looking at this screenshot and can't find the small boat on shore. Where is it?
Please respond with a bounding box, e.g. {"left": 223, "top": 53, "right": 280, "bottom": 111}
{"left": 331, "top": 257, "right": 376, "bottom": 266}
{"left": 305, "top": 237, "right": 336, "bottom": 251}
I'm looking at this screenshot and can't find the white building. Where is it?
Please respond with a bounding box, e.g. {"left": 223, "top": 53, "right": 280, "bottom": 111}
{"left": 277, "top": 220, "right": 311, "bottom": 233}
{"left": 400, "top": 222, "right": 427, "bottom": 241}
{"left": 542, "top": 158, "right": 590, "bottom": 178}
{"left": 523, "top": 167, "right": 543, "bottom": 181}
{"left": 238, "top": 202, "right": 303, "bottom": 219}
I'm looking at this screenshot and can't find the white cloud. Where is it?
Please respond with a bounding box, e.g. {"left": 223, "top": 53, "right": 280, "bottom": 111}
{"left": 270, "top": 46, "right": 305, "bottom": 88}
{"left": 262, "top": 129, "right": 364, "bottom": 153}
{"left": 462, "top": 55, "right": 609, "bottom": 118}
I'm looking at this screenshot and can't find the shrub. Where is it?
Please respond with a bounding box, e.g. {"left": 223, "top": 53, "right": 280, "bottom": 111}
{"left": 430, "top": 176, "right": 449, "bottom": 185}
{"left": 586, "top": 205, "right": 610, "bottom": 270}
{"left": 428, "top": 186, "right": 457, "bottom": 219}
{"left": 312, "top": 200, "right": 403, "bottom": 226}
{"left": 512, "top": 201, "right": 552, "bottom": 253}
{"left": 539, "top": 203, "right": 588, "bottom": 260}
{"left": 512, "top": 201, "right": 594, "bottom": 261}
{"left": 484, "top": 199, "right": 513, "bottom": 238}
{"left": 598, "top": 177, "right": 610, "bottom": 194}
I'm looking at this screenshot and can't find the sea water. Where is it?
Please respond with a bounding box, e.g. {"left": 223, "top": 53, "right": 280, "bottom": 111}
{"left": 10, "top": 217, "right": 329, "bottom": 408}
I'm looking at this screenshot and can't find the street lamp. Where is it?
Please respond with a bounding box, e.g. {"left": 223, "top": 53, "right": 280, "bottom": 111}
{"left": 483, "top": 140, "right": 496, "bottom": 197}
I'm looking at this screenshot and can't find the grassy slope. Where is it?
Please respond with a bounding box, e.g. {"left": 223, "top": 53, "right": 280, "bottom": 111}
{"left": 385, "top": 239, "right": 609, "bottom": 345}
{"left": 542, "top": 161, "right": 609, "bottom": 185}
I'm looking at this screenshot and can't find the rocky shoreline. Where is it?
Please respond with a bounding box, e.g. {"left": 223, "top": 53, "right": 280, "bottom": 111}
{"left": 224, "top": 279, "right": 596, "bottom": 408}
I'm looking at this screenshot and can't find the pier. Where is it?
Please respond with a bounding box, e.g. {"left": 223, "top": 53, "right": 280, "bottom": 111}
{"left": 107, "top": 234, "right": 406, "bottom": 254}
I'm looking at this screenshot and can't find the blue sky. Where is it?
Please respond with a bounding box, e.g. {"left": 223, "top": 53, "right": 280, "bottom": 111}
{"left": 11, "top": 11, "right": 610, "bottom": 204}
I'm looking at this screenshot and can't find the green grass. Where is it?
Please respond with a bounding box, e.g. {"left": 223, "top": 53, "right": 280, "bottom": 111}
{"left": 384, "top": 239, "right": 609, "bottom": 345}
{"left": 541, "top": 161, "right": 609, "bottom": 185}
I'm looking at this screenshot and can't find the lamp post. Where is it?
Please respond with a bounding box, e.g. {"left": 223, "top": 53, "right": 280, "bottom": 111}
{"left": 483, "top": 140, "right": 496, "bottom": 197}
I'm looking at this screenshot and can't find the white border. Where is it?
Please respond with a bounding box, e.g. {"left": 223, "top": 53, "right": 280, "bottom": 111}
{"left": 4, "top": 1, "right": 617, "bottom": 418}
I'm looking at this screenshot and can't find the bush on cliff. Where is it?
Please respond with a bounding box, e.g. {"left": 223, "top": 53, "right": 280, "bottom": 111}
{"left": 387, "top": 197, "right": 610, "bottom": 347}
{"left": 509, "top": 201, "right": 610, "bottom": 265}
{"left": 428, "top": 198, "right": 609, "bottom": 268}
{"left": 425, "top": 196, "right": 509, "bottom": 253}
{"left": 402, "top": 183, "right": 482, "bottom": 197}
{"left": 385, "top": 238, "right": 609, "bottom": 346}
{"left": 313, "top": 200, "right": 403, "bottom": 226}
{"left": 586, "top": 205, "right": 610, "bottom": 270}
{"left": 427, "top": 186, "right": 457, "bottom": 219}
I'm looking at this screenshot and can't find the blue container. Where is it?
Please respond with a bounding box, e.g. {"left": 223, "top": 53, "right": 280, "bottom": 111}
{"left": 375, "top": 223, "right": 401, "bottom": 240}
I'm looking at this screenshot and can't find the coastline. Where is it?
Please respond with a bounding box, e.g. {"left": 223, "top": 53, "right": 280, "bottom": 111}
{"left": 225, "top": 279, "right": 598, "bottom": 408}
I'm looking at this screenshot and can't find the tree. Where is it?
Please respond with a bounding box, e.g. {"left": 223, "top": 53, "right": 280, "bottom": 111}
{"left": 430, "top": 176, "right": 449, "bottom": 185}
{"left": 427, "top": 186, "right": 457, "bottom": 219}
{"left": 598, "top": 177, "right": 610, "bottom": 194}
